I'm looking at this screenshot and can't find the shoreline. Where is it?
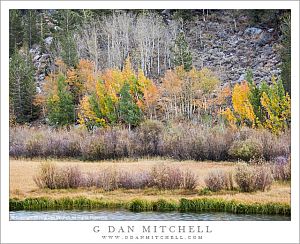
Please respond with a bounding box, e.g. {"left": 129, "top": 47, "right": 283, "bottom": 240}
{"left": 9, "top": 197, "right": 291, "bottom": 216}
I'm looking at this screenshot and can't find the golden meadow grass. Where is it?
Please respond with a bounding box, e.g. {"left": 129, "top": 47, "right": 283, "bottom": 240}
{"left": 10, "top": 159, "right": 290, "bottom": 207}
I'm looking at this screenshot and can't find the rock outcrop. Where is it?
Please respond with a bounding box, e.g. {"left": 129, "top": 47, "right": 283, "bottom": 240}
{"left": 29, "top": 38, "right": 55, "bottom": 94}
{"left": 30, "top": 10, "right": 282, "bottom": 91}
{"left": 187, "top": 12, "right": 281, "bottom": 85}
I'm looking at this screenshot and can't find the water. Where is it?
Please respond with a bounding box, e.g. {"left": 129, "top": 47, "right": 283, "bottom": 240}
{"left": 10, "top": 210, "right": 290, "bottom": 221}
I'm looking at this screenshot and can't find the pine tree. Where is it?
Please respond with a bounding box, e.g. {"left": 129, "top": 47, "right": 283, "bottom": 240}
{"left": 23, "top": 10, "right": 40, "bottom": 49}
{"left": 9, "top": 48, "right": 38, "bottom": 123}
{"left": 47, "top": 74, "right": 75, "bottom": 126}
{"left": 246, "top": 70, "right": 264, "bottom": 126}
{"left": 172, "top": 31, "right": 193, "bottom": 71}
{"left": 54, "top": 10, "right": 79, "bottom": 67}
{"left": 9, "top": 10, "right": 24, "bottom": 56}
{"left": 118, "top": 82, "right": 142, "bottom": 130}
{"left": 60, "top": 33, "right": 78, "bottom": 67}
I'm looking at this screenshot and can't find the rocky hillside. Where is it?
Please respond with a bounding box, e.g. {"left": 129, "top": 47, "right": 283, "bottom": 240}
{"left": 187, "top": 11, "right": 281, "bottom": 85}
{"left": 30, "top": 9, "right": 282, "bottom": 93}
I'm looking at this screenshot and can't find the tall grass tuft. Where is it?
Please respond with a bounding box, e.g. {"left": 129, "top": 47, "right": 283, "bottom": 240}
{"left": 149, "top": 165, "right": 183, "bottom": 190}
{"left": 235, "top": 164, "right": 273, "bottom": 192}
{"left": 204, "top": 170, "right": 234, "bottom": 192}
{"left": 255, "top": 166, "right": 273, "bottom": 191}
{"left": 34, "top": 163, "right": 198, "bottom": 191}
{"left": 271, "top": 156, "right": 291, "bottom": 181}
{"left": 33, "top": 162, "right": 57, "bottom": 189}
{"left": 34, "top": 163, "right": 83, "bottom": 189}
{"left": 182, "top": 170, "right": 198, "bottom": 190}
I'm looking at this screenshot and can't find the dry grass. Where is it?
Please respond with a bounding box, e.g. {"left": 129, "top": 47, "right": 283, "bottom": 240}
{"left": 10, "top": 159, "right": 290, "bottom": 205}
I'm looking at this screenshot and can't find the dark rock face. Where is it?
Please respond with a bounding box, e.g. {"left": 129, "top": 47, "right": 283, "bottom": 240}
{"left": 187, "top": 13, "right": 281, "bottom": 85}
{"left": 30, "top": 10, "right": 282, "bottom": 91}
{"left": 30, "top": 38, "right": 55, "bottom": 93}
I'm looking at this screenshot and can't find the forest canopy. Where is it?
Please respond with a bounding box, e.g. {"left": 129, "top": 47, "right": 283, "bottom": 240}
{"left": 9, "top": 9, "right": 291, "bottom": 134}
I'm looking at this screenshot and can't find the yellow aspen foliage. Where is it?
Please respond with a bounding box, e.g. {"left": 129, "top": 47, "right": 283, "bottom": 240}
{"left": 161, "top": 69, "right": 183, "bottom": 96}
{"left": 137, "top": 69, "right": 153, "bottom": 92}
{"left": 222, "top": 77, "right": 290, "bottom": 133}
{"left": 66, "top": 68, "right": 78, "bottom": 86}
{"left": 216, "top": 85, "right": 231, "bottom": 106}
{"left": 78, "top": 95, "right": 106, "bottom": 128}
{"left": 55, "top": 59, "right": 67, "bottom": 74}
{"left": 78, "top": 56, "right": 158, "bottom": 128}
{"left": 221, "top": 107, "right": 237, "bottom": 128}
{"left": 36, "top": 59, "right": 70, "bottom": 121}
{"left": 160, "top": 66, "right": 220, "bottom": 120}
{"left": 95, "top": 80, "right": 111, "bottom": 116}
{"left": 77, "top": 59, "right": 98, "bottom": 92}
{"left": 197, "top": 67, "right": 220, "bottom": 94}
{"left": 133, "top": 69, "right": 156, "bottom": 107}
{"left": 260, "top": 88, "right": 291, "bottom": 134}
{"left": 101, "top": 69, "right": 123, "bottom": 101}
{"left": 122, "top": 57, "right": 135, "bottom": 81}
{"left": 144, "top": 83, "right": 159, "bottom": 117}
{"left": 144, "top": 83, "right": 159, "bottom": 106}
{"left": 232, "top": 81, "right": 256, "bottom": 126}
{"left": 174, "top": 65, "right": 186, "bottom": 80}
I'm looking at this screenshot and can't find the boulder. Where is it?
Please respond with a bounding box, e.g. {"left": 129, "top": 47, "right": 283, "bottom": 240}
{"left": 33, "top": 55, "right": 41, "bottom": 62}
{"left": 244, "top": 27, "right": 263, "bottom": 36}
{"left": 237, "top": 74, "right": 246, "bottom": 83}
{"left": 44, "top": 36, "right": 53, "bottom": 46}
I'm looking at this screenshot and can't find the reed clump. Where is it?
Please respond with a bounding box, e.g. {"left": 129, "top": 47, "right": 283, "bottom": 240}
{"left": 34, "top": 162, "right": 198, "bottom": 191}
{"left": 9, "top": 197, "right": 290, "bottom": 216}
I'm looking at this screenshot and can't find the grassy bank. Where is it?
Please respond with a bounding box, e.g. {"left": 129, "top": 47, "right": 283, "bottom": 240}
{"left": 10, "top": 159, "right": 291, "bottom": 206}
{"left": 9, "top": 197, "right": 290, "bottom": 216}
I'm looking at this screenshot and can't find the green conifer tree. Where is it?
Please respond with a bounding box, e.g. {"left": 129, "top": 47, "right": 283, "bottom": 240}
{"left": 246, "top": 70, "right": 264, "bottom": 125}
{"left": 60, "top": 34, "right": 78, "bottom": 67}
{"left": 9, "top": 48, "right": 38, "bottom": 123}
{"left": 172, "top": 31, "right": 193, "bottom": 71}
{"left": 23, "top": 10, "right": 40, "bottom": 49}
{"left": 118, "top": 82, "right": 142, "bottom": 130}
{"left": 9, "top": 10, "right": 24, "bottom": 56}
{"left": 47, "top": 74, "right": 75, "bottom": 126}
{"left": 54, "top": 10, "right": 79, "bottom": 67}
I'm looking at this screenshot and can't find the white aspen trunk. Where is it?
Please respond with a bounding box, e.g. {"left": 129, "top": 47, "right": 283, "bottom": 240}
{"left": 157, "top": 38, "right": 160, "bottom": 75}
{"left": 140, "top": 44, "right": 144, "bottom": 72}
{"left": 111, "top": 30, "right": 115, "bottom": 67}
{"left": 107, "top": 34, "right": 111, "bottom": 67}
{"left": 174, "top": 95, "right": 178, "bottom": 116}
{"left": 153, "top": 106, "right": 157, "bottom": 120}
{"left": 164, "top": 44, "right": 167, "bottom": 70}
{"left": 126, "top": 32, "right": 129, "bottom": 58}
{"left": 93, "top": 25, "right": 98, "bottom": 72}
{"left": 151, "top": 39, "right": 155, "bottom": 72}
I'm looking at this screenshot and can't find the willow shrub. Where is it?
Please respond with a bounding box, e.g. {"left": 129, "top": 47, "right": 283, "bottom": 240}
{"left": 10, "top": 124, "right": 290, "bottom": 161}
{"left": 204, "top": 170, "right": 234, "bottom": 192}
{"left": 235, "top": 164, "right": 273, "bottom": 192}
{"left": 34, "top": 163, "right": 198, "bottom": 191}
